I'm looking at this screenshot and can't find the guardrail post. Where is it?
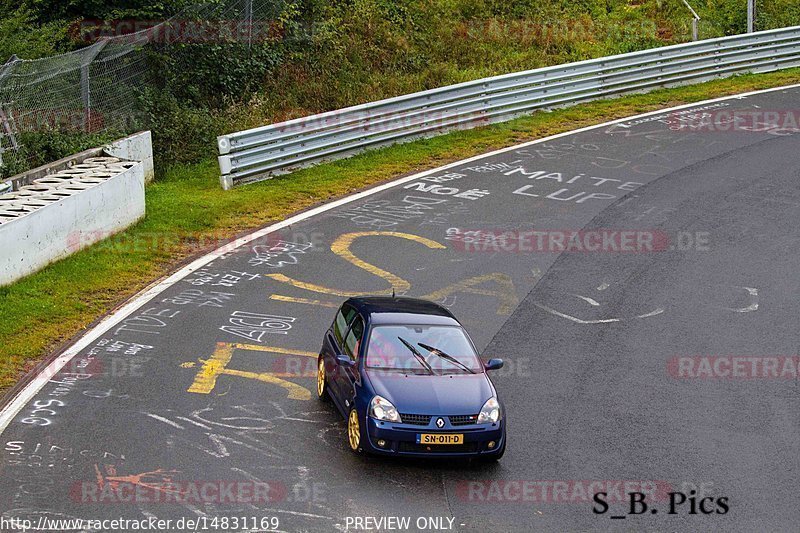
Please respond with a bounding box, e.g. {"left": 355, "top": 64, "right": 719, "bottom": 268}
{"left": 220, "top": 173, "right": 234, "bottom": 190}
{"left": 481, "top": 83, "right": 489, "bottom": 125}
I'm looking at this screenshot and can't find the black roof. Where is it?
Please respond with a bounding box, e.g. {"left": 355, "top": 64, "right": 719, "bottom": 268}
{"left": 345, "top": 296, "right": 457, "bottom": 323}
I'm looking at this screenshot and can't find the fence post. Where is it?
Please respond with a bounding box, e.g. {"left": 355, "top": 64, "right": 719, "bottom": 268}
{"left": 0, "top": 55, "right": 21, "bottom": 170}
{"left": 681, "top": 0, "right": 700, "bottom": 41}
{"left": 0, "top": 55, "right": 19, "bottom": 83}
{"left": 747, "top": 0, "right": 756, "bottom": 33}
{"left": 245, "top": 0, "right": 254, "bottom": 52}
{"left": 80, "top": 39, "right": 108, "bottom": 132}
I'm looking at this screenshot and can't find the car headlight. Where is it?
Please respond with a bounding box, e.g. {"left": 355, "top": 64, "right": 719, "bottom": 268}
{"left": 477, "top": 397, "right": 501, "bottom": 424}
{"left": 369, "top": 395, "right": 401, "bottom": 422}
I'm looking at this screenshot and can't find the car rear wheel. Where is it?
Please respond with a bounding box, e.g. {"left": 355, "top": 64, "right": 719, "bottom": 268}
{"left": 316, "top": 357, "right": 329, "bottom": 402}
{"left": 347, "top": 408, "right": 362, "bottom": 453}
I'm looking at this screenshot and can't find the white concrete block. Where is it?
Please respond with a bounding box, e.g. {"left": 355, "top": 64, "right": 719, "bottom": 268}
{"left": 106, "top": 131, "right": 155, "bottom": 184}
{"left": 0, "top": 156, "right": 146, "bottom": 286}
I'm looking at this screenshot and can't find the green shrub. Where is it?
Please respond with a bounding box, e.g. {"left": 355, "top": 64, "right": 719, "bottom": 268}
{"left": 1, "top": 129, "right": 120, "bottom": 178}
{"left": 0, "top": 7, "right": 68, "bottom": 59}
{"left": 757, "top": 0, "right": 800, "bottom": 31}
{"left": 2, "top": 0, "right": 797, "bottom": 175}
{"left": 150, "top": 42, "right": 283, "bottom": 108}
{"left": 13, "top": 0, "right": 198, "bottom": 24}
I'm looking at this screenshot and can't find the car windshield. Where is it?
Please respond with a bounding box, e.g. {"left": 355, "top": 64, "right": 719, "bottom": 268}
{"left": 365, "top": 325, "right": 482, "bottom": 374}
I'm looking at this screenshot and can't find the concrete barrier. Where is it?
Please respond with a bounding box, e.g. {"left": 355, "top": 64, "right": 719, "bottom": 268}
{"left": 106, "top": 131, "right": 154, "bottom": 184}
{"left": 0, "top": 132, "right": 150, "bottom": 286}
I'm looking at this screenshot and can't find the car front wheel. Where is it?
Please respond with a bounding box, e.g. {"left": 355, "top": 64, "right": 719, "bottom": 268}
{"left": 316, "top": 357, "right": 330, "bottom": 402}
{"left": 347, "top": 408, "right": 363, "bottom": 453}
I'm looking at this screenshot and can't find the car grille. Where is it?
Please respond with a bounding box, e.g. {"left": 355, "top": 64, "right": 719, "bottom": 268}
{"left": 449, "top": 414, "right": 479, "bottom": 426}
{"left": 399, "top": 413, "right": 431, "bottom": 426}
{"left": 399, "top": 414, "right": 479, "bottom": 426}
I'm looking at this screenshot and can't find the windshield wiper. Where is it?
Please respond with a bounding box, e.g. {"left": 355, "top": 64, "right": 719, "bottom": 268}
{"left": 366, "top": 366, "right": 410, "bottom": 373}
{"left": 417, "top": 342, "right": 475, "bottom": 374}
{"left": 397, "top": 337, "right": 434, "bottom": 375}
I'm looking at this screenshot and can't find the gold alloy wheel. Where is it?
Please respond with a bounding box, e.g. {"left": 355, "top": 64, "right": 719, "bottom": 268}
{"left": 317, "top": 358, "right": 325, "bottom": 398}
{"left": 348, "top": 409, "right": 360, "bottom": 451}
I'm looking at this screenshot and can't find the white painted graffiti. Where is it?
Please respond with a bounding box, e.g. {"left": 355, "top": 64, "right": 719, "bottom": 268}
{"left": 89, "top": 339, "right": 153, "bottom": 356}
{"left": 113, "top": 307, "right": 180, "bottom": 336}
{"left": 535, "top": 281, "right": 759, "bottom": 324}
{"left": 403, "top": 181, "right": 490, "bottom": 200}
{"left": 220, "top": 311, "right": 297, "bottom": 343}
{"left": 162, "top": 289, "right": 236, "bottom": 308}
{"left": 329, "top": 195, "right": 447, "bottom": 228}
{"left": 516, "top": 143, "right": 601, "bottom": 161}
{"left": 185, "top": 269, "right": 260, "bottom": 287}
{"left": 142, "top": 407, "right": 283, "bottom": 460}
{"left": 463, "top": 160, "right": 522, "bottom": 173}
{"left": 417, "top": 171, "right": 467, "bottom": 183}
{"left": 419, "top": 201, "right": 471, "bottom": 227}
{"left": 504, "top": 166, "right": 642, "bottom": 204}
{"left": 516, "top": 143, "right": 666, "bottom": 174}
{"left": 19, "top": 399, "right": 67, "bottom": 427}
{"left": 711, "top": 285, "right": 760, "bottom": 313}
{"left": 250, "top": 241, "right": 313, "bottom": 268}
{"left": 84, "top": 339, "right": 152, "bottom": 379}
{"left": 82, "top": 388, "right": 131, "bottom": 400}
{"left": 612, "top": 102, "right": 730, "bottom": 129}
{"left": 4, "top": 441, "right": 124, "bottom": 462}
{"left": 4, "top": 438, "right": 121, "bottom": 517}
{"left": 445, "top": 227, "right": 506, "bottom": 248}
{"left": 504, "top": 167, "right": 643, "bottom": 189}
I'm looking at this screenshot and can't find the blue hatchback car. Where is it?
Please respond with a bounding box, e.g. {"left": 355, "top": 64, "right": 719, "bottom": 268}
{"left": 317, "top": 297, "right": 506, "bottom": 460}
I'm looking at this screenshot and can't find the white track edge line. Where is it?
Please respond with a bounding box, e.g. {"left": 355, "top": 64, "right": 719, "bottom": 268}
{"left": 1, "top": 81, "right": 798, "bottom": 435}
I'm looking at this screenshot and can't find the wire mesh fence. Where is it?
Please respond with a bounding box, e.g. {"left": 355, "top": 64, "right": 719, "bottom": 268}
{"left": 0, "top": 0, "right": 292, "bottom": 179}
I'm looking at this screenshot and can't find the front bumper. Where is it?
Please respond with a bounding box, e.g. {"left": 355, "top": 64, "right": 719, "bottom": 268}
{"left": 365, "top": 416, "right": 505, "bottom": 457}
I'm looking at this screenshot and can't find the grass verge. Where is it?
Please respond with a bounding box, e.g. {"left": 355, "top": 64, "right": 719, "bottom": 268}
{"left": 2, "top": 69, "right": 800, "bottom": 395}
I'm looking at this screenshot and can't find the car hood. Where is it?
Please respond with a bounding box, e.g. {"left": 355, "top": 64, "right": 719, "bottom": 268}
{"left": 367, "top": 371, "right": 494, "bottom": 415}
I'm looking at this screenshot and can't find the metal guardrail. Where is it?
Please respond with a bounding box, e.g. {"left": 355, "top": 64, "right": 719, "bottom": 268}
{"left": 217, "top": 26, "right": 800, "bottom": 189}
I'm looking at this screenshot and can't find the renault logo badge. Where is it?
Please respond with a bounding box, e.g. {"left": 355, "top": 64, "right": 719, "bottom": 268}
{"left": 436, "top": 417, "right": 445, "bottom": 428}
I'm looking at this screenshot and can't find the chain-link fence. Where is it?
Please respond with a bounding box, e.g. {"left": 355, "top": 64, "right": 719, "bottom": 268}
{"left": 0, "top": 0, "right": 292, "bottom": 179}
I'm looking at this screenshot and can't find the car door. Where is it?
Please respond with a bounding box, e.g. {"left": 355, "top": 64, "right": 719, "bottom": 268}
{"left": 323, "top": 304, "right": 357, "bottom": 409}
{"left": 333, "top": 314, "right": 364, "bottom": 411}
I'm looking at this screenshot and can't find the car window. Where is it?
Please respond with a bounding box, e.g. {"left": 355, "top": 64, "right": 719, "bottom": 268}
{"left": 333, "top": 304, "right": 357, "bottom": 345}
{"left": 365, "top": 325, "right": 482, "bottom": 373}
{"left": 343, "top": 316, "right": 364, "bottom": 360}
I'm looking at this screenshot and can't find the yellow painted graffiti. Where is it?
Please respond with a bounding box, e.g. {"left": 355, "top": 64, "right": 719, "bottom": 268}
{"left": 185, "top": 342, "right": 317, "bottom": 400}
{"left": 423, "top": 273, "right": 519, "bottom": 315}
{"left": 266, "top": 231, "right": 519, "bottom": 315}
{"left": 269, "top": 295, "right": 339, "bottom": 308}
{"left": 266, "top": 231, "right": 446, "bottom": 297}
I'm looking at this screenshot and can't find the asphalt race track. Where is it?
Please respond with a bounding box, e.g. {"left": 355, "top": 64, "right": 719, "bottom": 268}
{"left": 2, "top": 85, "right": 800, "bottom": 532}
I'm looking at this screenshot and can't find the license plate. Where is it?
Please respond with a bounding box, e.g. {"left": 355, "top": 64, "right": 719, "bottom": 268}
{"left": 418, "top": 433, "right": 464, "bottom": 445}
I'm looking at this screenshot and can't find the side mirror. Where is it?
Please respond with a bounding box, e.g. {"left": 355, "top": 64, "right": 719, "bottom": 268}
{"left": 336, "top": 355, "right": 356, "bottom": 367}
{"left": 484, "top": 358, "right": 504, "bottom": 371}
